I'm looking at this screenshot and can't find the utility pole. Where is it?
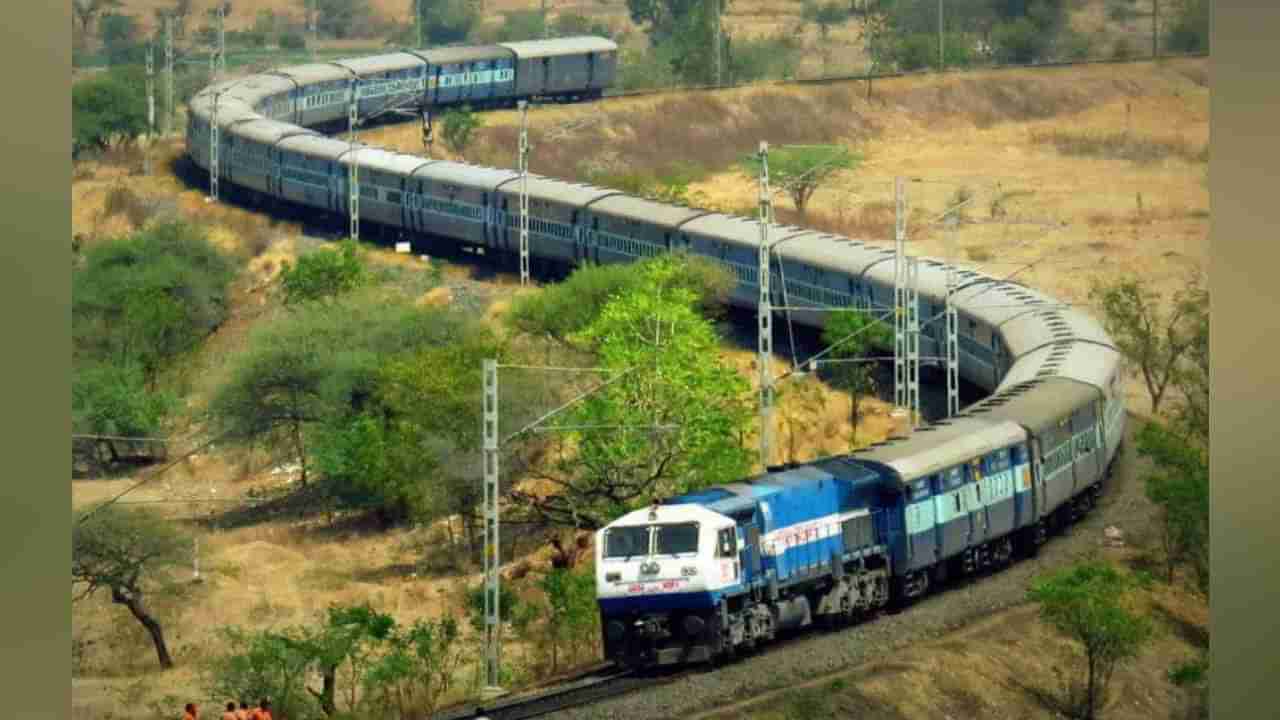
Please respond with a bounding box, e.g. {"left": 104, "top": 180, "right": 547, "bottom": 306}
{"left": 1152, "top": 0, "right": 1159, "bottom": 59}
{"left": 415, "top": 0, "right": 422, "bottom": 48}
{"left": 217, "top": 2, "right": 226, "bottom": 78}
{"left": 349, "top": 79, "right": 360, "bottom": 242}
{"left": 945, "top": 221, "right": 959, "bottom": 418}
{"left": 892, "top": 177, "right": 920, "bottom": 430}
{"left": 757, "top": 141, "right": 774, "bottom": 469}
{"left": 209, "top": 91, "right": 221, "bottom": 202}
{"left": 518, "top": 100, "right": 531, "bottom": 287}
{"left": 310, "top": 0, "right": 318, "bottom": 61}
{"left": 715, "top": 0, "right": 723, "bottom": 87}
{"left": 481, "top": 359, "right": 502, "bottom": 696}
{"left": 164, "top": 15, "right": 174, "bottom": 136}
{"left": 146, "top": 42, "right": 154, "bottom": 175}
{"left": 938, "top": 0, "right": 944, "bottom": 71}
{"left": 542, "top": 0, "right": 549, "bottom": 39}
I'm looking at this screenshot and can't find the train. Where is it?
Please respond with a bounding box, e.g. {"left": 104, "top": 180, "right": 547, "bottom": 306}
{"left": 183, "top": 35, "right": 1127, "bottom": 671}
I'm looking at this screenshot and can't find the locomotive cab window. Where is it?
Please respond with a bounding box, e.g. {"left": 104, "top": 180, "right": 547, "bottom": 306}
{"left": 655, "top": 523, "right": 699, "bottom": 556}
{"left": 603, "top": 526, "right": 649, "bottom": 559}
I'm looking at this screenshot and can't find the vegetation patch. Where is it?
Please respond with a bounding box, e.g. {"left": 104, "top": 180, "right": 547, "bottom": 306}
{"left": 1031, "top": 129, "right": 1208, "bottom": 165}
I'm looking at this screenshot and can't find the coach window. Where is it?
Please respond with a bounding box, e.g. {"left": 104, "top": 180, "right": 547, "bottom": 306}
{"left": 655, "top": 522, "right": 700, "bottom": 556}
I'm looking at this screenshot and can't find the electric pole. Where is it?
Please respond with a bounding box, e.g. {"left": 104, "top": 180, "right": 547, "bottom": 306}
{"left": 757, "top": 141, "right": 774, "bottom": 469}
{"left": 938, "top": 0, "right": 944, "bottom": 71}
{"left": 518, "top": 101, "right": 531, "bottom": 286}
{"left": 146, "top": 42, "right": 154, "bottom": 175}
{"left": 209, "top": 91, "right": 221, "bottom": 202}
{"left": 715, "top": 0, "right": 723, "bottom": 87}
{"left": 481, "top": 359, "right": 501, "bottom": 696}
{"left": 1152, "top": 0, "right": 1159, "bottom": 59}
{"left": 892, "top": 177, "right": 920, "bottom": 430}
{"left": 415, "top": 0, "right": 422, "bottom": 48}
{"left": 349, "top": 79, "right": 360, "bottom": 242}
{"left": 217, "top": 2, "right": 226, "bottom": 78}
{"left": 164, "top": 15, "right": 174, "bottom": 136}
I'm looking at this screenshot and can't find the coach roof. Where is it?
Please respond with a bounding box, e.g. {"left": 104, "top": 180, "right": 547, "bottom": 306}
{"left": 498, "top": 36, "right": 618, "bottom": 58}
{"left": 852, "top": 417, "right": 1026, "bottom": 483}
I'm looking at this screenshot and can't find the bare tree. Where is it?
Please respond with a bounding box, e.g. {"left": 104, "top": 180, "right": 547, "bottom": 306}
{"left": 72, "top": 505, "right": 193, "bottom": 669}
{"left": 1089, "top": 274, "right": 1203, "bottom": 414}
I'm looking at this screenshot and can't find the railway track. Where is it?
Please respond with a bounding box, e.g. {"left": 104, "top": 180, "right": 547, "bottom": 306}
{"left": 432, "top": 664, "right": 704, "bottom": 720}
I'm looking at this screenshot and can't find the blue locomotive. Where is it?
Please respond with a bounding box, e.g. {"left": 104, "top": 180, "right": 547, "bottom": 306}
{"left": 596, "top": 378, "right": 1115, "bottom": 668}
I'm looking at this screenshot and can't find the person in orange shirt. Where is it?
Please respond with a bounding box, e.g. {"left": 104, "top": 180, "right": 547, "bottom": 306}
{"left": 251, "top": 699, "right": 272, "bottom": 720}
{"left": 236, "top": 701, "right": 251, "bottom": 720}
{"left": 221, "top": 702, "right": 238, "bottom": 720}
{"left": 182, "top": 703, "right": 198, "bottom": 720}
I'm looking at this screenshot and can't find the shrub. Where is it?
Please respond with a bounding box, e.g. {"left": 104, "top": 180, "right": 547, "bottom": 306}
{"left": 278, "top": 31, "right": 306, "bottom": 50}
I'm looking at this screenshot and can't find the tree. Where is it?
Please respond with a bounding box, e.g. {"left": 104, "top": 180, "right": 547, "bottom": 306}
{"left": 627, "top": 0, "right": 730, "bottom": 85}
{"left": 99, "top": 11, "right": 144, "bottom": 64}
{"left": 72, "top": 66, "right": 148, "bottom": 156}
{"left": 73, "top": 0, "right": 123, "bottom": 42}
{"left": 802, "top": 1, "right": 849, "bottom": 40}
{"left": 74, "top": 222, "right": 236, "bottom": 383}
{"left": 205, "top": 626, "right": 318, "bottom": 719}
{"left": 514, "top": 255, "right": 754, "bottom": 529}
{"left": 821, "top": 308, "right": 892, "bottom": 447}
{"left": 537, "top": 566, "right": 599, "bottom": 672}
{"left": 417, "top": 0, "right": 480, "bottom": 44}
{"left": 441, "top": 105, "right": 482, "bottom": 158}
{"left": 1173, "top": 278, "right": 1208, "bottom": 445}
{"left": 1089, "top": 274, "right": 1202, "bottom": 414}
{"left": 739, "top": 145, "right": 861, "bottom": 215}
{"left": 279, "top": 240, "right": 368, "bottom": 306}
{"left": 299, "top": 604, "right": 397, "bottom": 715}
{"left": 1028, "top": 559, "right": 1155, "bottom": 720}
{"left": 1164, "top": 0, "right": 1210, "bottom": 53}
{"left": 1138, "top": 422, "right": 1209, "bottom": 593}
{"left": 506, "top": 252, "right": 734, "bottom": 343}
{"left": 72, "top": 505, "right": 193, "bottom": 669}
{"left": 73, "top": 363, "right": 175, "bottom": 473}
{"left": 303, "top": 0, "right": 374, "bottom": 40}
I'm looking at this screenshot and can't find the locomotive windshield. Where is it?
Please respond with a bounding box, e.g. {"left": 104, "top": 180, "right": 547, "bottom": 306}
{"left": 603, "top": 526, "right": 650, "bottom": 559}
{"left": 602, "top": 522, "right": 701, "bottom": 558}
{"left": 654, "top": 522, "right": 699, "bottom": 555}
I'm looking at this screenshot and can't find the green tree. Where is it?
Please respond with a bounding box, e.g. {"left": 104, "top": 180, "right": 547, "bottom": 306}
{"left": 515, "top": 255, "right": 754, "bottom": 529}
{"left": 739, "top": 145, "right": 861, "bottom": 215}
{"left": 73, "top": 363, "right": 175, "bottom": 472}
{"left": 73, "top": 0, "right": 123, "bottom": 44}
{"left": 821, "top": 308, "right": 892, "bottom": 447}
{"left": 1089, "top": 274, "right": 1202, "bottom": 414}
{"left": 279, "top": 240, "right": 368, "bottom": 306}
{"left": 417, "top": 0, "right": 480, "bottom": 44}
{"left": 1173, "top": 277, "right": 1208, "bottom": 445}
{"left": 99, "top": 12, "right": 145, "bottom": 65}
{"left": 304, "top": 0, "right": 374, "bottom": 40}
{"left": 72, "top": 66, "right": 148, "bottom": 156}
{"left": 507, "top": 252, "right": 733, "bottom": 343}
{"left": 1139, "top": 422, "right": 1209, "bottom": 593}
{"left": 441, "top": 105, "right": 483, "bottom": 158}
{"left": 1028, "top": 559, "right": 1155, "bottom": 720}
{"left": 72, "top": 506, "right": 194, "bottom": 669}
{"left": 537, "top": 566, "right": 599, "bottom": 672}
{"left": 1164, "top": 0, "right": 1210, "bottom": 54}
{"left": 802, "top": 1, "right": 850, "bottom": 40}
{"left": 361, "top": 616, "right": 464, "bottom": 717}
{"left": 73, "top": 221, "right": 236, "bottom": 383}
{"left": 300, "top": 604, "right": 397, "bottom": 715}
{"left": 628, "top": 0, "right": 729, "bottom": 85}
{"left": 205, "top": 626, "right": 318, "bottom": 718}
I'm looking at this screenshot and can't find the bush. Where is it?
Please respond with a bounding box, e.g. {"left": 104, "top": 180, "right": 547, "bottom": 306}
{"left": 73, "top": 66, "right": 146, "bottom": 158}
{"left": 1164, "top": 0, "right": 1210, "bottom": 54}
{"left": 729, "top": 35, "right": 800, "bottom": 83}
{"left": 893, "top": 33, "right": 936, "bottom": 71}
{"left": 73, "top": 221, "right": 237, "bottom": 382}
{"left": 279, "top": 239, "right": 368, "bottom": 305}
{"left": 278, "top": 31, "right": 306, "bottom": 50}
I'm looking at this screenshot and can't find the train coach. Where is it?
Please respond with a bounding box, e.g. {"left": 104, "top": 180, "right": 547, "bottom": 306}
{"left": 184, "top": 34, "right": 1128, "bottom": 673}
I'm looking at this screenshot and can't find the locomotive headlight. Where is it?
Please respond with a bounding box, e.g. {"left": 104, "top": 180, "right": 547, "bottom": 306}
{"left": 681, "top": 565, "right": 698, "bottom": 577}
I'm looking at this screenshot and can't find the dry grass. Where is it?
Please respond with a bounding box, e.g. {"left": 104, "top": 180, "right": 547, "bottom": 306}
{"left": 1031, "top": 129, "right": 1209, "bottom": 165}
{"left": 697, "top": 557, "right": 1209, "bottom": 720}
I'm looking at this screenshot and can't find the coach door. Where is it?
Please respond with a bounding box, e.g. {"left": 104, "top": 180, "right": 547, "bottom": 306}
{"left": 967, "top": 458, "right": 989, "bottom": 545}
